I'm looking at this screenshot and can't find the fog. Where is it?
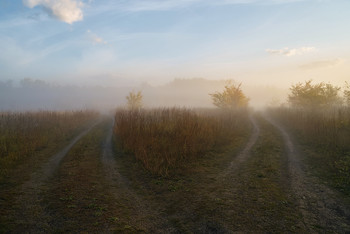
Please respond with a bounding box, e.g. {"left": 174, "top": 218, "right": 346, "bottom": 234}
{"left": 0, "top": 78, "right": 287, "bottom": 112}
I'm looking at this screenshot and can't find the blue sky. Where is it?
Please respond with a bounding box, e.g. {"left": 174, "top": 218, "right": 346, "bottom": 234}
{"left": 0, "top": 0, "right": 349, "bottom": 87}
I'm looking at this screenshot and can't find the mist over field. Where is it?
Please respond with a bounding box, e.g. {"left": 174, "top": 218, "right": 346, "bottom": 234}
{"left": 0, "top": 78, "right": 287, "bottom": 111}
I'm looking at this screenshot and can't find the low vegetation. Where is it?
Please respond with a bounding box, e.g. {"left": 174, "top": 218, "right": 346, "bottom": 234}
{"left": 114, "top": 108, "right": 249, "bottom": 176}
{"left": 0, "top": 110, "right": 99, "bottom": 180}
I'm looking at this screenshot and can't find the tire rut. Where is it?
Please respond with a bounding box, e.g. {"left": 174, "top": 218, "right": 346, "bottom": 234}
{"left": 10, "top": 121, "right": 99, "bottom": 233}
{"left": 221, "top": 114, "right": 260, "bottom": 177}
{"left": 263, "top": 114, "right": 350, "bottom": 233}
{"left": 101, "top": 119, "right": 175, "bottom": 233}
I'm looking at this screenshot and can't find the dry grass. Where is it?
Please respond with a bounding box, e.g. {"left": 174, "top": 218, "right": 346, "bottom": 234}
{"left": 270, "top": 107, "right": 350, "bottom": 194}
{"left": 0, "top": 110, "right": 99, "bottom": 180}
{"left": 114, "top": 108, "right": 248, "bottom": 176}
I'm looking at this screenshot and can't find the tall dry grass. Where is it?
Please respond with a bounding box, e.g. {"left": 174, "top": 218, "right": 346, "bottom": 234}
{"left": 114, "top": 108, "right": 248, "bottom": 176}
{"left": 270, "top": 107, "right": 350, "bottom": 193}
{"left": 0, "top": 110, "right": 99, "bottom": 179}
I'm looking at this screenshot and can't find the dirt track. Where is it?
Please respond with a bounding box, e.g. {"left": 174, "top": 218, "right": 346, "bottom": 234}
{"left": 263, "top": 113, "right": 350, "bottom": 233}
{"left": 222, "top": 114, "right": 260, "bottom": 176}
{"left": 8, "top": 121, "right": 99, "bottom": 233}
{"left": 101, "top": 119, "right": 175, "bottom": 232}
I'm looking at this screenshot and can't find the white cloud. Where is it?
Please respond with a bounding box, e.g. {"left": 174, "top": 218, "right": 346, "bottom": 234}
{"left": 87, "top": 30, "right": 107, "bottom": 45}
{"left": 266, "top": 47, "right": 316, "bottom": 56}
{"left": 23, "top": 0, "right": 84, "bottom": 24}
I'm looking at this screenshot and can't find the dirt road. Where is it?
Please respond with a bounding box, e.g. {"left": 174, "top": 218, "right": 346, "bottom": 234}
{"left": 7, "top": 121, "right": 99, "bottom": 233}
{"left": 223, "top": 114, "right": 260, "bottom": 176}
{"left": 101, "top": 119, "right": 175, "bottom": 232}
{"left": 263, "top": 114, "right": 350, "bottom": 233}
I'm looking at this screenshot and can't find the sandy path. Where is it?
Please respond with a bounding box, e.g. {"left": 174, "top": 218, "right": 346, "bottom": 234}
{"left": 101, "top": 119, "right": 175, "bottom": 233}
{"left": 263, "top": 114, "right": 350, "bottom": 233}
{"left": 222, "top": 114, "right": 260, "bottom": 177}
{"left": 10, "top": 121, "right": 99, "bottom": 233}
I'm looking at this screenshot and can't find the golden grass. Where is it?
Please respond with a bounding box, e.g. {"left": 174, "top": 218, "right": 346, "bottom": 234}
{"left": 114, "top": 108, "right": 248, "bottom": 176}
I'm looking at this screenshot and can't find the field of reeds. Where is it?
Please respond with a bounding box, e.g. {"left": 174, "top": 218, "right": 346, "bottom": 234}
{"left": 0, "top": 110, "right": 99, "bottom": 180}
{"left": 114, "top": 108, "right": 249, "bottom": 176}
{"left": 270, "top": 107, "right": 350, "bottom": 194}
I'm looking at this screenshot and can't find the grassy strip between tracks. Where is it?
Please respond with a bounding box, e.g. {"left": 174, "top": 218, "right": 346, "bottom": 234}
{"left": 43, "top": 120, "right": 145, "bottom": 233}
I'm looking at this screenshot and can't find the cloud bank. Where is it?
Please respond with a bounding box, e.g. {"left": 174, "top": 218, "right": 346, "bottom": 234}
{"left": 266, "top": 47, "right": 315, "bottom": 56}
{"left": 23, "top": 0, "right": 84, "bottom": 24}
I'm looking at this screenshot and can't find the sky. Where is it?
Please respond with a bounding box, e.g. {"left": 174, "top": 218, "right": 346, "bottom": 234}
{"left": 0, "top": 0, "right": 350, "bottom": 87}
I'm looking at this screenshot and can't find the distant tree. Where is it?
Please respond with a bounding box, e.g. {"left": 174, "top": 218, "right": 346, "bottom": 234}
{"left": 126, "top": 91, "right": 143, "bottom": 110}
{"left": 210, "top": 81, "right": 249, "bottom": 109}
{"left": 344, "top": 81, "right": 350, "bottom": 106}
{"left": 288, "top": 80, "right": 342, "bottom": 108}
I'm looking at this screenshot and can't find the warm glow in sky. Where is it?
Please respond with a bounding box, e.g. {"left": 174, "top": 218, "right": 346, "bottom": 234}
{"left": 1, "top": 0, "right": 349, "bottom": 87}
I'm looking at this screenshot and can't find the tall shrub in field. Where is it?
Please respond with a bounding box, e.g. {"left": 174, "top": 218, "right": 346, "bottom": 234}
{"left": 288, "top": 80, "right": 342, "bottom": 108}
{"left": 210, "top": 81, "right": 249, "bottom": 109}
{"left": 114, "top": 108, "right": 247, "bottom": 176}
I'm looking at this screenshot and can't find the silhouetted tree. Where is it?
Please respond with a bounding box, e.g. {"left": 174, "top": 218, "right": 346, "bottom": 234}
{"left": 210, "top": 81, "right": 249, "bottom": 109}
{"left": 288, "top": 80, "right": 341, "bottom": 108}
{"left": 126, "top": 91, "right": 143, "bottom": 110}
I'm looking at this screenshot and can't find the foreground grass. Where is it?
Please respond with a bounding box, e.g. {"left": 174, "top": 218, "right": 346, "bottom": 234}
{"left": 270, "top": 107, "right": 350, "bottom": 195}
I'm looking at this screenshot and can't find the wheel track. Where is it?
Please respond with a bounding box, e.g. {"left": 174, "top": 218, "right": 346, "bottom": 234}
{"left": 10, "top": 120, "right": 100, "bottom": 233}
{"left": 101, "top": 118, "right": 175, "bottom": 233}
{"left": 263, "top": 113, "right": 350, "bottom": 233}
{"left": 221, "top": 114, "right": 260, "bottom": 178}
